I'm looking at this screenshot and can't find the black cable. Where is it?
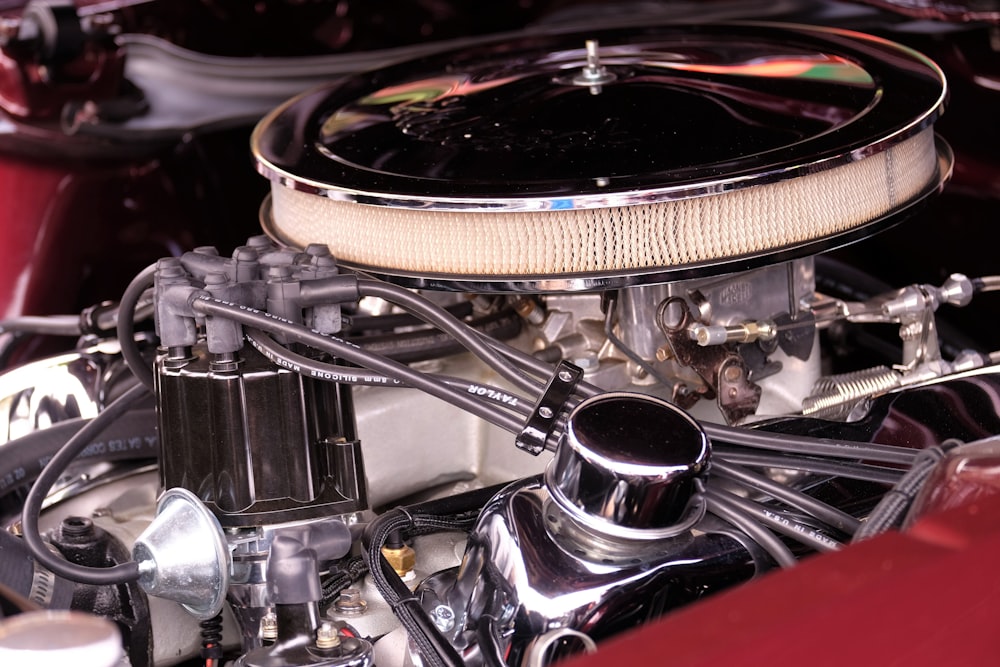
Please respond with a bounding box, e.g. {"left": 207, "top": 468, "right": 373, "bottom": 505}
{"left": 20, "top": 382, "right": 149, "bottom": 585}
{"left": 192, "top": 297, "right": 526, "bottom": 434}
{"left": 0, "top": 409, "right": 159, "bottom": 501}
{"left": 485, "top": 335, "right": 566, "bottom": 386}
{"left": 117, "top": 263, "right": 157, "bottom": 391}
{"left": 246, "top": 329, "right": 532, "bottom": 416}
{"left": 363, "top": 509, "right": 464, "bottom": 667}
{"left": 391, "top": 482, "right": 510, "bottom": 520}
{"left": 321, "top": 556, "right": 369, "bottom": 606}
{"left": 711, "top": 460, "right": 862, "bottom": 535}
{"left": 705, "top": 489, "right": 842, "bottom": 553}
{"left": 246, "top": 328, "right": 406, "bottom": 388}
{"left": 704, "top": 491, "right": 797, "bottom": 569}
{"left": 704, "top": 422, "right": 918, "bottom": 466}
{"left": 478, "top": 614, "right": 509, "bottom": 667}
{"left": 558, "top": 340, "right": 919, "bottom": 471}
{"left": 356, "top": 279, "right": 543, "bottom": 401}
{"left": 0, "top": 315, "right": 82, "bottom": 336}
{"left": 358, "top": 309, "right": 523, "bottom": 364}
{"left": 360, "top": 485, "right": 504, "bottom": 667}
{"left": 713, "top": 447, "right": 905, "bottom": 485}
{"left": 346, "top": 301, "right": 474, "bottom": 333}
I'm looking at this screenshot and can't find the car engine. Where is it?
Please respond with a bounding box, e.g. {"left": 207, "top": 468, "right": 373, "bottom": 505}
{"left": 1, "top": 0, "right": 999, "bottom": 665}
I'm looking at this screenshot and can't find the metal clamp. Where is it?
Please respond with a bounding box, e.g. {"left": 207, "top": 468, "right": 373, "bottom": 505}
{"left": 515, "top": 361, "right": 583, "bottom": 455}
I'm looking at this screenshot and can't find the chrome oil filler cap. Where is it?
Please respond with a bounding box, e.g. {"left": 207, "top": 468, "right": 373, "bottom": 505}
{"left": 545, "top": 392, "right": 709, "bottom": 539}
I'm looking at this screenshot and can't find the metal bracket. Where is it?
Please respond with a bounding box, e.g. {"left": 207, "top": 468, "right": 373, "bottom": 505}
{"left": 515, "top": 360, "right": 584, "bottom": 455}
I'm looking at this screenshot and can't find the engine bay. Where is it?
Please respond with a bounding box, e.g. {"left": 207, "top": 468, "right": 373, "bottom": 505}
{"left": 1, "top": 1, "right": 999, "bottom": 665}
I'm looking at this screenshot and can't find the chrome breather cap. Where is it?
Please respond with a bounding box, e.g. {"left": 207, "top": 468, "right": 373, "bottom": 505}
{"left": 544, "top": 392, "right": 710, "bottom": 540}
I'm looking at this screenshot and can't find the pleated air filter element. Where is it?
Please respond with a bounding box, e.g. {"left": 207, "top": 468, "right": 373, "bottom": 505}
{"left": 253, "top": 22, "right": 950, "bottom": 292}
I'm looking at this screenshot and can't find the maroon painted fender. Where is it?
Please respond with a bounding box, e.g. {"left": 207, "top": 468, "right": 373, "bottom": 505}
{"left": 569, "top": 490, "right": 1000, "bottom": 666}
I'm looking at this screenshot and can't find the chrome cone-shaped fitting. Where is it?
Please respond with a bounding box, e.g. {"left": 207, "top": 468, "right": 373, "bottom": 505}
{"left": 132, "top": 488, "right": 231, "bottom": 620}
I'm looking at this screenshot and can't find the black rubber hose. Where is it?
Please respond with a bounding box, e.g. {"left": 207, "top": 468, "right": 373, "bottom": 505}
{"left": 0, "top": 409, "right": 159, "bottom": 501}
{"left": 0, "top": 315, "right": 82, "bottom": 336}
{"left": 116, "top": 263, "right": 157, "bottom": 391}
{"left": 815, "top": 254, "right": 896, "bottom": 303}
{"left": 20, "top": 383, "right": 149, "bottom": 585}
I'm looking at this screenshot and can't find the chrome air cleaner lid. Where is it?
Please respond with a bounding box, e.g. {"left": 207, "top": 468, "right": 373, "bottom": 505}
{"left": 253, "top": 22, "right": 950, "bottom": 291}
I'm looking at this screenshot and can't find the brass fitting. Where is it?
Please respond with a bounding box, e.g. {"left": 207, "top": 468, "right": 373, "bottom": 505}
{"left": 381, "top": 544, "right": 416, "bottom": 578}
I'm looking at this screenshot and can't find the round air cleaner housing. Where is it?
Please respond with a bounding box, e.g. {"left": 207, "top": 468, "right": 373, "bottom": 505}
{"left": 253, "top": 22, "right": 950, "bottom": 291}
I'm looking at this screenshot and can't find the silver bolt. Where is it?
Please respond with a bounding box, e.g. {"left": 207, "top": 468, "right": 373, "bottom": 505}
{"left": 260, "top": 611, "right": 278, "bottom": 641}
{"left": 539, "top": 406, "right": 554, "bottom": 419}
{"left": 431, "top": 604, "right": 456, "bottom": 633}
{"left": 557, "top": 370, "right": 574, "bottom": 383}
{"left": 572, "top": 353, "right": 599, "bottom": 370}
{"left": 316, "top": 621, "right": 341, "bottom": 649}
{"left": 571, "top": 39, "right": 615, "bottom": 93}
{"left": 333, "top": 588, "right": 368, "bottom": 616}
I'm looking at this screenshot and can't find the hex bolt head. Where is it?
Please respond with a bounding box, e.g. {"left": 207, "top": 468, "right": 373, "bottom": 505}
{"left": 333, "top": 588, "right": 368, "bottom": 616}
{"left": 431, "top": 604, "right": 456, "bottom": 632}
{"left": 316, "top": 621, "right": 341, "bottom": 649}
